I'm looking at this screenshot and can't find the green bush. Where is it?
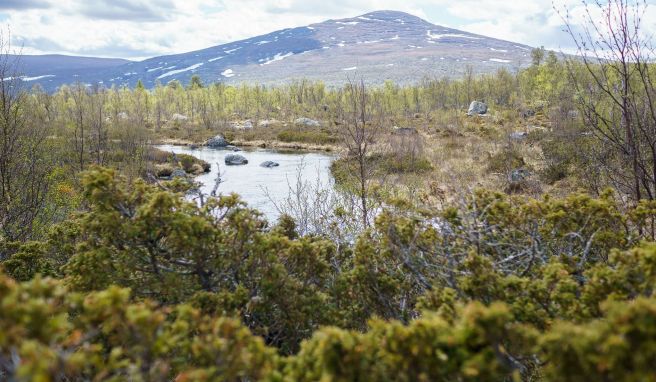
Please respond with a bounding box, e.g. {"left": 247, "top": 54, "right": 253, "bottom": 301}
{"left": 4, "top": 169, "right": 656, "bottom": 380}
{"left": 487, "top": 146, "right": 525, "bottom": 173}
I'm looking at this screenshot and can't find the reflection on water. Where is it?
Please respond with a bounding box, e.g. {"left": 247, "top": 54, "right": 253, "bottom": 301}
{"left": 157, "top": 145, "right": 336, "bottom": 222}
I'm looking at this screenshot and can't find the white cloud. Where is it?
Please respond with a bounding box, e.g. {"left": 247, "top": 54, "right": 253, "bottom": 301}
{"left": 1, "top": 0, "right": 654, "bottom": 60}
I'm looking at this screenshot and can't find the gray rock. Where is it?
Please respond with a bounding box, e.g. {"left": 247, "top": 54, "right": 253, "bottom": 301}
{"left": 171, "top": 168, "right": 187, "bottom": 178}
{"left": 393, "top": 126, "right": 418, "bottom": 135}
{"left": 509, "top": 168, "right": 530, "bottom": 183}
{"left": 295, "top": 117, "right": 321, "bottom": 127}
{"left": 467, "top": 101, "right": 488, "bottom": 116}
{"left": 225, "top": 154, "right": 248, "bottom": 165}
{"left": 510, "top": 132, "right": 528, "bottom": 140}
{"left": 226, "top": 145, "right": 242, "bottom": 152}
{"left": 229, "top": 120, "right": 254, "bottom": 130}
{"left": 526, "top": 125, "right": 546, "bottom": 132}
{"left": 567, "top": 110, "right": 580, "bottom": 120}
{"left": 190, "top": 144, "right": 199, "bottom": 150}
{"left": 260, "top": 161, "right": 280, "bottom": 168}
{"left": 206, "top": 135, "right": 228, "bottom": 148}
{"left": 520, "top": 109, "right": 535, "bottom": 118}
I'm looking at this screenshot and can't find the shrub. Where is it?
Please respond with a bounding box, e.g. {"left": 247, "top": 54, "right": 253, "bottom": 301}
{"left": 487, "top": 146, "right": 525, "bottom": 173}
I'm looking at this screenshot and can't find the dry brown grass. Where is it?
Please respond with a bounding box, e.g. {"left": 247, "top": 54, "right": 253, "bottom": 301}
{"left": 151, "top": 109, "right": 576, "bottom": 200}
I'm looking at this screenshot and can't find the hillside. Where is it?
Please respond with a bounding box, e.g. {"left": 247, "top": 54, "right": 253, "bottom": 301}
{"left": 15, "top": 10, "right": 533, "bottom": 90}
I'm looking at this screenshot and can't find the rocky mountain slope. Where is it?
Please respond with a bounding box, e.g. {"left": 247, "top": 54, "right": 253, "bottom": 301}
{"left": 13, "top": 10, "right": 534, "bottom": 90}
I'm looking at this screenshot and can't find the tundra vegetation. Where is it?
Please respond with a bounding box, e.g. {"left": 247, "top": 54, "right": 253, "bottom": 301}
{"left": 2, "top": 1, "right": 656, "bottom": 380}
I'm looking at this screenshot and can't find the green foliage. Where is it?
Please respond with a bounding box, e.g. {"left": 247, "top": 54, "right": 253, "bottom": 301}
{"left": 3, "top": 169, "right": 656, "bottom": 379}
{"left": 540, "top": 297, "right": 656, "bottom": 381}
{"left": 0, "top": 273, "right": 278, "bottom": 381}
{"left": 285, "top": 303, "right": 519, "bottom": 382}
{"left": 58, "top": 168, "right": 339, "bottom": 353}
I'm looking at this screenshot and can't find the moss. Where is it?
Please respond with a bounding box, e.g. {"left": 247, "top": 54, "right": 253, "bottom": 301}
{"left": 277, "top": 128, "right": 339, "bottom": 145}
{"left": 331, "top": 152, "right": 433, "bottom": 186}
{"left": 154, "top": 163, "right": 174, "bottom": 177}
{"left": 149, "top": 147, "right": 210, "bottom": 176}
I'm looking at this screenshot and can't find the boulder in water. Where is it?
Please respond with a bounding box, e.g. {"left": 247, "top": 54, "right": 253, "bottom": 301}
{"left": 260, "top": 161, "right": 279, "bottom": 168}
{"left": 225, "top": 154, "right": 248, "bottom": 165}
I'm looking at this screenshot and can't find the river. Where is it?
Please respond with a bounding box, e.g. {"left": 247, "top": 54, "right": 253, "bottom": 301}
{"left": 157, "top": 144, "right": 336, "bottom": 222}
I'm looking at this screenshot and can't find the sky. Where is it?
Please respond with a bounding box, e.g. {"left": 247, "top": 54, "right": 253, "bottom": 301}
{"left": 0, "top": 0, "right": 655, "bottom": 61}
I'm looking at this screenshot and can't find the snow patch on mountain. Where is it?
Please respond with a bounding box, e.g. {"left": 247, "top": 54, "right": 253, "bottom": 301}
{"left": 260, "top": 52, "right": 294, "bottom": 66}
{"left": 157, "top": 63, "right": 203, "bottom": 79}
{"left": 489, "top": 58, "right": 511, "bottom": 63}
{"left": 23, "top": 75, "right": 56, "bottom": 81}
{"left": 426, "top": 30, "right": 481, "bottom": 40}
{"left": 221, "top": 69, "right": 235, "bottom": 78}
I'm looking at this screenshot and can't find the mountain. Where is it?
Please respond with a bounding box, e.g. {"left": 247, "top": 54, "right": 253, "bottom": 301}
{"left": 13, "top": 11, "right": 534, "bottom": 91}
{"left": 7, "top": 55, "right": 131, "bottom": 85}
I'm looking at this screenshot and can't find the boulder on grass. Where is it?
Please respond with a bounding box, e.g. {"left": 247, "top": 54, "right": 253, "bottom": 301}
{"left": 171, "top": 113, "right": 188, "bottom": 121}
{"left": 206, "top": 135, "right": 228, "bottom": 148}
{"left": 295, "top": 117, "right": 320, "bottom": 127}
{"left": 171, "top": 168, "right": 187, "bottom": 178}
{"left": 467, "top": 101, "right": 488, "bottom": 116}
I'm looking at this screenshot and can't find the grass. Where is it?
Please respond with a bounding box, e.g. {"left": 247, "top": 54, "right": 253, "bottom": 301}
{"left": 148, "top": 147, "right": 210, "bottom": 176}
{"left": 277, "top": 128, "right": 339, "bottom": 145}
{"left": 146, "top": 107, "right": 579, "bottom": 200}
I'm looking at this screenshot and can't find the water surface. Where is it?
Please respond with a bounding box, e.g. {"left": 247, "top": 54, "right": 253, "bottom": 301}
{"left": 157, "top": 144, "right": 335, "bottom": 221}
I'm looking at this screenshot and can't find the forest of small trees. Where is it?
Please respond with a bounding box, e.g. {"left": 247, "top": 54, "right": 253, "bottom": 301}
{"left": 2, "top": 0, "right": 656, "bottom": 380}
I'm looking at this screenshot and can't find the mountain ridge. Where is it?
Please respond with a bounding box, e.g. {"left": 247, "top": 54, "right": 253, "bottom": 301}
{"left": 10, "top": 10, "right": 534, "bottom": 90}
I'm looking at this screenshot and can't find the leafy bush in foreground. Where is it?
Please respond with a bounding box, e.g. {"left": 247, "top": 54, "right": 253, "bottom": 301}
{"left": 2, "top": 168, "right": 656, "bottom": 381}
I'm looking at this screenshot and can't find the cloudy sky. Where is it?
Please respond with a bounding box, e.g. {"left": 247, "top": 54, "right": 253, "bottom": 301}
{"left": 1, "top": 0, "right": 655, "bottom": 60}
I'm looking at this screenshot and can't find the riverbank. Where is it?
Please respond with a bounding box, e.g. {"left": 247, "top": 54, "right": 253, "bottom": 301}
{"left": 153, "top": 137, "right": 339, "bottom": 153}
